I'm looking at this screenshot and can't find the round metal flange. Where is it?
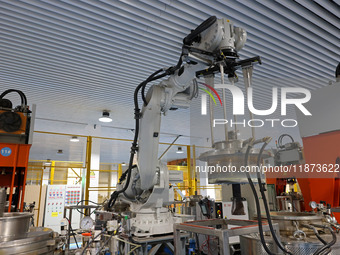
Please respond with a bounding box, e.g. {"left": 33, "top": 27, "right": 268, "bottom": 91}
{"left": 0, "top": 227, "right": 55, "bottom": 255}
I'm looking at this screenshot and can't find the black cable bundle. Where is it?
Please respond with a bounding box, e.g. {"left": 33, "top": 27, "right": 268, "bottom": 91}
{"left": 245, "top": 140, "right": 293, "bottom": 255}
{"left": 108, "top": 67, "right": 175, "bottom": 208}
{"left": 277, "top": 134, "right": 294, "bottom": 148}
{"left": 255, "top": 141, "right": 293, "bottom": 255}
{"left": 0, "top": 89, "right": 27, "bottom": 108}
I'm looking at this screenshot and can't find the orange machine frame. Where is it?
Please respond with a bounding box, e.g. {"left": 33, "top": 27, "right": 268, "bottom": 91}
{"left": 0, "top": 143, "right": 31, "bottom": 212}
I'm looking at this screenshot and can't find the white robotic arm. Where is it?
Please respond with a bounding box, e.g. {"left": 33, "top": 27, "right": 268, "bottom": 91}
{"left": 135, "top": 17, "right": 248, "bottom": 193}
{"left": 138, "top": 63, "right": 207, "bottom": 191}
{"left": 109, "top": 16, "right": 250, "bottom": 216}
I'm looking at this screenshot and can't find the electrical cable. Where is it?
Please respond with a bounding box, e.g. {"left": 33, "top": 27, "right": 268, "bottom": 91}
{"left": 65, "top": 217, "right": 79, "bottom": 249}
{"left": 141, "top": 68, "right": 166, "bottom": 105}
{"left": 303, "top": 224, "right": 327, "bottom": 245}
{"left": 256, "top": 139, "right": 332, "bottom": 255}
{"left": 76, "top": 200, "right": 101, "bottom": 216}
{"left": 335, "top": 62, "right": 340, "bottom": 78}
{"left": 118, "top": 164, "right": 137, "bottom": 183}
{"left": 108, "top": 68, "right": 168, "bottom": 208}
{"left": 257, "top": 137, "right": 333, "bottom": 255}
{"left": 0, "top": 89, "right": 27, "bottom": 107}
{"left": 277, "top": 134, "right": 294, "bottom": 148}
{"left": 183, "top": 16, "right": 217, "bottom": 45}
{"left": 80, "top": 231, "right": 105, "bottom": 255}
{"left": 95, "top": 226, "right": 120, "bottom": 255}
{"left": 141, "top": 71, "right": 168, "bottom": 105}
{"left": 312, "top": 225, "right": 337, "bottom": 255}
{"left": 109, "top": 71, "right": 160, "bottom": 206}
{"left": 243, "top": 141, "right": 275, "bottom": 255}
{"left": 141, "top": 17, "right": 217, "bottom": 105}
{"left": 256, "top": 139, "right": 293, "bottom": 255}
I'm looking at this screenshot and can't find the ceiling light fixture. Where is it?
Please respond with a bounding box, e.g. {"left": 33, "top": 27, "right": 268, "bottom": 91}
{"left": 176, "top": 147, "right": 184, "bottom": 154}
{"left": 70, "top": 136, "right": 79, "bottom": 142}
{"left": 99, "top": 111, "right": 112, "bottom": 123}
{"left": 44, "top": 159, "right": 52, "bottom": 166}
{"left": 122, "top": 162, "right": 126, "bottom": 166}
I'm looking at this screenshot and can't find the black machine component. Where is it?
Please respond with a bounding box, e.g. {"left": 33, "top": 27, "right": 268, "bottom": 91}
{"left": 0, "top": 98, "right": 13, "bottom": 109}
{"left": 183, "top": 16, "right": 217, "bottom": 46}
{"left": 0, "top": 111, "right": 22, "bottom": 132}
{"left": 0, "top": 89, "right": 28, "bottom": 111}
{"left": 198, "top": 198, "right": 211, "bottom": 218}
{"left": 0, "top": 89, "right": 32, "bottom": 144}
{"left": 198, "top": 198, "right": 224, "bottom": 219}
{"left": 195, "top": 56, "right": 262, "bottom": 79}
{"left": 231, "top": 184, "right": 246, "bottom": 215}
{"left": 335, "top": 62, "right": 340, "bottom": 80}
{"left": 182, "top": 15, "right": 261, "bottom": 81}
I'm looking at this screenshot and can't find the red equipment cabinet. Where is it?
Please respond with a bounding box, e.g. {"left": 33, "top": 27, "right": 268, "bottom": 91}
{"left": 0, "top": 143, "right": 31, "bottom": 212}
{"left": 298, "top": 131, "right": 340, "bottom": 221}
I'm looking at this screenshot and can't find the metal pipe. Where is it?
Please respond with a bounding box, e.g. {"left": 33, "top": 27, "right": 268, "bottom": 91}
{"left": 220, "top": 64, "right": 228, "bottom": 141}
{"left": 158, "top": 135, "right": 181, "bottom": 160}
{"left": 37, "top": 168, "right": 44, "bottom": 225}
{"left": 205, "top": 75, "right": 215, "bottom": 146}
{"left": 242, "top": 66, "right": 255, "bottom": 139}
{"left": 34, "top": 130, "right": 200, "bottom": 147}
{"left": 230, "top": 79, "right": 238, "bottom": 138}
{"left": 192, "top": 145, "right": 197, "bottom": 194}
{"left": 209, "top": 96, "right": 215, "bottom": 146}
{"left": 85, "top": 136, "right": 92, "bottom": 205}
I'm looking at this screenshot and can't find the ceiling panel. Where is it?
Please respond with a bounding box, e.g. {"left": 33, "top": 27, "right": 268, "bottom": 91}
{"left": 0, "top": 0, "right": 339, "bottom": 162}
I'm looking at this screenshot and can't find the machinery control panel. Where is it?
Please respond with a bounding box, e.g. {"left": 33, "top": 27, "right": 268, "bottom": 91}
{"left": 65, "top": 185, "right": 81, "bottom": 206}
{"left": 215, "top": 202, "right": 223, "bottom": 218}
{"left": 44, "top": 185, "right": 66, "bottom": 232}
{"left": 43, "top": 185, "right": 82, "bottom": 232}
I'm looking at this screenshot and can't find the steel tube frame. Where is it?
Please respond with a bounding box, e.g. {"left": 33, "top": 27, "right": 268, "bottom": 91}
{"left": 174, "top": 219, "right": 282, "bottom": 255}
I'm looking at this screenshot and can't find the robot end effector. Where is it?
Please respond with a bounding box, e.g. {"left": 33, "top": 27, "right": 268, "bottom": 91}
{"left": 183, "top": 16, "right": 247, "bottom": 62}
{"left": 160, "top": 16, "right": 252, "bottom": 112}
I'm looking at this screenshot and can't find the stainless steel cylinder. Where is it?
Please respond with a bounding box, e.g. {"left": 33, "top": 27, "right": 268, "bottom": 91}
{"left": 262, "top": 212, "right": 323, "bottom": 237}
{"left": 199, "top": 141, "right": 270, "bottom": 184}
{"left": 0, "top": 227, "right": 55, "bottom": 255}
{"left": 0, "top": 188, "right": 6, "bottom": 217}
{"left": 0, "top": 212, "right": 33, "bottom": 241}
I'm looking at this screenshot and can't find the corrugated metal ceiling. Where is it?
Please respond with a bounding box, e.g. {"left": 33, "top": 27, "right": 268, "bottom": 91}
{"left": 0, "top": 0, "right": 339, "bottom": 162}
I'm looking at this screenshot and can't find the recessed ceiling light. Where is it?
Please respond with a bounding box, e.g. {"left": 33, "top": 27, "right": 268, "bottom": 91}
{"left": 70, "top": 136, "right": 79, "bottom": 142}
{"left": 176, "top": 147, "right": 184, "bottom": 154}
{"left": 99, "top": 111, "right": 112, "bottom": 123}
